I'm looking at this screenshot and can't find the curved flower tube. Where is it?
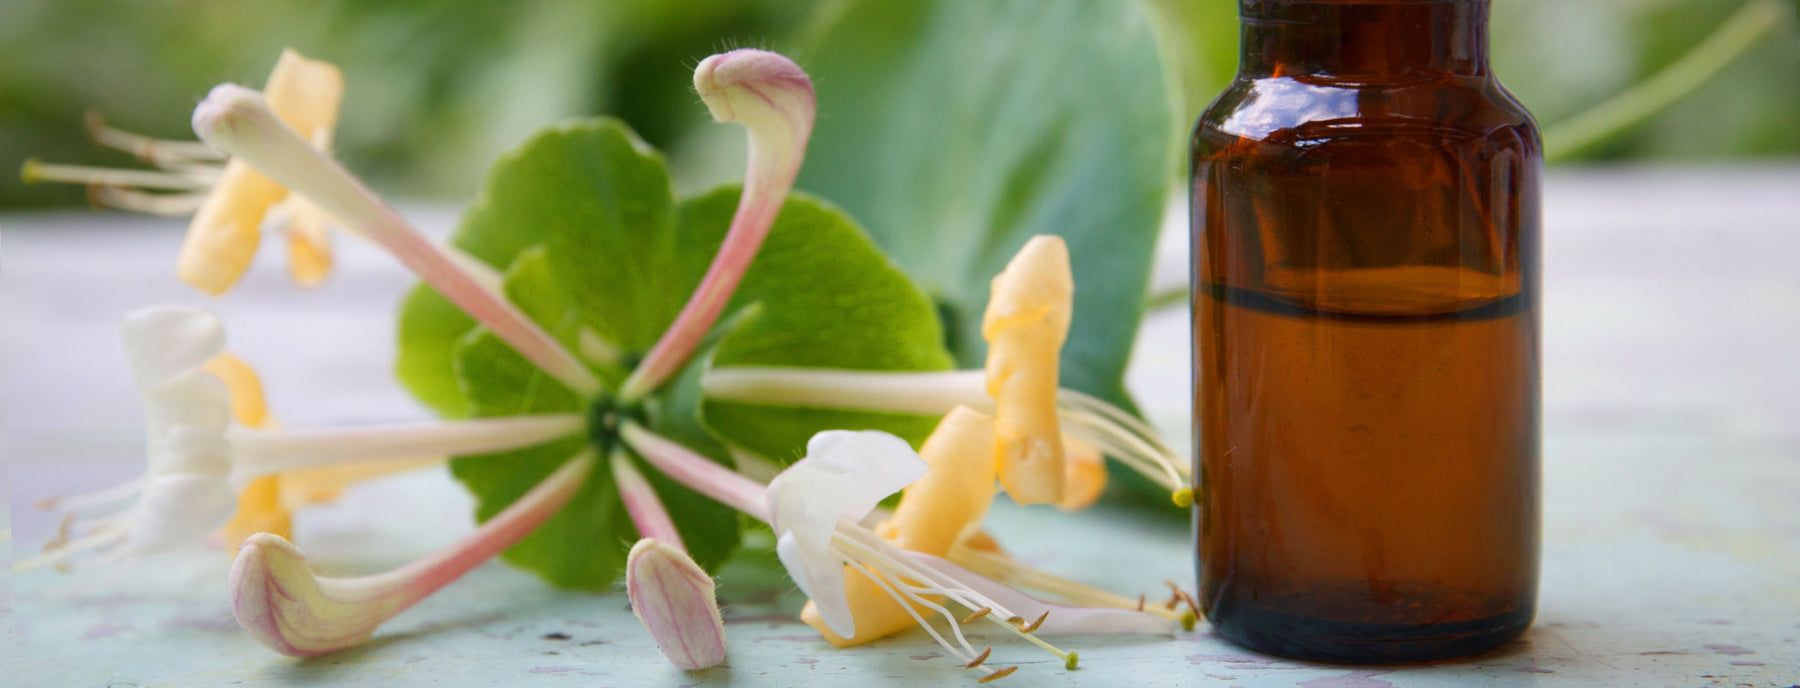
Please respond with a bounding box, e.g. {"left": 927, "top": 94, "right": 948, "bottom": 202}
{"left": 619, "top": 49, "right": 818, "bottom": 401}
{"left": 19, "top": 49, "right": 344, "bottom": 294}
{"left": 189, "top": 84, "right": 601, "bottom": 397}
{"left": 20, "top": 307, "right": 586, "bottom": 572}
{"left": 231, "top": 451, "right": 595, "bottom": 656}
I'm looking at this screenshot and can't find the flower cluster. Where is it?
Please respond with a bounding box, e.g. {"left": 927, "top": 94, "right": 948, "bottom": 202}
{"left": 20, "top": 47, "right": 1195, "bottom": 681}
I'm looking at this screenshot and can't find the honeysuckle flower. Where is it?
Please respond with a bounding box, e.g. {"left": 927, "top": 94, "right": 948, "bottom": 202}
{"left": 231, "top": 452, "right": 596, "bottom": 656}
{"left": 983, "top": 235, "right": 1074, "bottom": 505}
{"left": 697, "top": 236, "right": 1191, "bottom": 508}
{"left": 625, "top": 539, "right": 728, "bottom": 671}
{"left": 612, "top": 451, "right": 729, "bottom": 670}
{"left": 618, "top": 48, "right": 817, "bottom": 401}
{"left": 753, "top": 422, "right": 1174, "bottom": 680}
{"left": 189, "top": 82, "right": 603, "bottom": 397}
{"left": 19, "top": 307, "right": 585, "bottom": 572}
{"left": 769, "top": 429, "right": 928, "bottom": 640}
{"left": 19, "top": 49, "right": 345, "bottom": 294}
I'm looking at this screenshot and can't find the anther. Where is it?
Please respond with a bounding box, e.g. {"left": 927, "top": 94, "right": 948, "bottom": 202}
{"left": 1017, "top": 611, "right": 1049, "bottom": 633}
{"left": 1136, "top": 593, "right": 1146, "bottom": 611}
{"left": 960, "top": 607, "right": 992, "bottom": 624}
{"left": 1006, "top": 615, "right": 1025, "bottom": 625}
{"left": 977, "top": 666, "right": 1019, "bottom": 683}
{"left": 965, "top": 646, "right": 992, "bottom": 668}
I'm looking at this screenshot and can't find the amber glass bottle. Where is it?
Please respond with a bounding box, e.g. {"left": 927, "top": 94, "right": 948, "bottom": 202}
{"left": 1190, "top": 0, "right": 1540, "bottom": 662}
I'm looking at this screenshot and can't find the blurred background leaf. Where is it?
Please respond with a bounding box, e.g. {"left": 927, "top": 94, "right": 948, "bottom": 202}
{"left": 4, "top": 0, "right": 1796, "bottom": 212}
{"left": 793, "top": 0, "right": 1174, "bottom": 412}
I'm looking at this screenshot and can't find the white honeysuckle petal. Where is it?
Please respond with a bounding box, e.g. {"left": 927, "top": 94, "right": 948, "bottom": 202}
{"left": 913, "top": 553, "right": 1174, "bottom": 635}
{"left": 765, "top": 429, "right": 929, "bottom": 640}
{"left": 149, "top": 425, "right": 232, "bottom": 478}
{"left": 801, "top": 430, "right": 927, "bottom": 500}
{"left": 141, "top": 368, "right": 232, "bottom": 437}
{"left": 121, "top": 474, "right": 239, "bottom": 555}
{"left": 778, "top": 530, "right": 855, "bottom": 639}
{"left": 121, "top": 306, "right": 225, "bottom": 390}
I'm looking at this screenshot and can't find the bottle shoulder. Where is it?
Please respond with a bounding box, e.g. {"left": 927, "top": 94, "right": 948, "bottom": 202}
{"left": 1192, "top": 75, "right": 1540, "bottom": 156}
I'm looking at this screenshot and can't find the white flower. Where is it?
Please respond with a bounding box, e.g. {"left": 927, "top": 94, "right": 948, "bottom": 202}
{"left": 766, "top": 430, "right": 926, "bottom": 639}
{"left": 118, "top": 306, "right": 240, "bottom": 554}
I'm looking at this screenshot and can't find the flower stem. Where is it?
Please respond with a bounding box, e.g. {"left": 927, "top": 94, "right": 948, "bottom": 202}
{"left": 618, "top": 421, "right": 769, "bottom": 522}
{"left": 611, "top": 450, "right": 684, "bottom": 548}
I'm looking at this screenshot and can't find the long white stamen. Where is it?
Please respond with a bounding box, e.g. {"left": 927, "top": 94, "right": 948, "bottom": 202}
{"left": 949, "top": 543, "right": 1185, "bottom": 623}
{"left": 13, "top": 521, "right": 128, "bottom": 572}
{"left": 703, "top": 366, "right": 1192, "bottom": 496}
{"left": 20, "top": 160, "right": 210, "bottom": 191}
{"left": 89, "top": 187, "right": 209, "bottom": 217}
{"left": 87, "top": 111, "right": 225, "bottom": 163}
{"left": 845, "top": 554, "right": 981, "bottom": 664}
{"left": 228, "top": 413, "right": 582, "bottom": 479}
{"left": 35, "top": 477, "right": 146, "bottom": 514}
{"left": 191, "top": 85, "right": 602, "bottom": 397}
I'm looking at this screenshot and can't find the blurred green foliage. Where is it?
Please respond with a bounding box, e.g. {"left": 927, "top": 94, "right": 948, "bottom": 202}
{"left": 3, "top": 0, "right": 1797, "bottom": 210}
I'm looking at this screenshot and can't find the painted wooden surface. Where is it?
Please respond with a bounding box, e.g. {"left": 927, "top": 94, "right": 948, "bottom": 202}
{"left": 4, "top": 165, "right": 1798, "bottom": 686}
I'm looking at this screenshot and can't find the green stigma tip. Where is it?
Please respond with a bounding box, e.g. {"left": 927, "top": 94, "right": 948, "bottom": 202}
{"left": 1181, "top": 611, "right": 1197, "bottom": 631}
{"left": 1172, "top": 489, "right": 1194, "bottom": 508}
{"left": 20, "top": 159, "right": 41, "bottom": 184}
{"left": 1065, "top": 651, "right": 1079, "bottom": 670}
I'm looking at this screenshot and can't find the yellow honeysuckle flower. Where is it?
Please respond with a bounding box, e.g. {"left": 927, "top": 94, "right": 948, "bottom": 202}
{"left": 983, "top": 236, "right": 1074, "bottom": 505}
{"left": 204, "top": 352, "right": 291, "bottom": 546}
{"left": 180, "top": 49, "right": 343, "bottom": 294}
{"left": 19, "top": 48, "right": 344, "bottom": 295}
{"left": 203, "top": 351, "right": 440, "bottom": 549}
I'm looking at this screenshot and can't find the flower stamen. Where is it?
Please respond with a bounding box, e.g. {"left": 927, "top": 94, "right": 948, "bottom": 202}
{"left": 965, "top": 646, "right": 993, "bottom": 668}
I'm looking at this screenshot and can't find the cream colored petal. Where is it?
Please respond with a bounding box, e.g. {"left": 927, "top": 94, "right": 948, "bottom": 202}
{"left": 982, "top": 235, "right": 1073, "bottom": 505}
{"left": 1055, "top": 434, "right": 1107, "bottom": 512}
{"left": 178, "top": 49, "right": 343, "bottom": 295}
{"left": 282, "top": 195, "right": 334, "bottom": 288}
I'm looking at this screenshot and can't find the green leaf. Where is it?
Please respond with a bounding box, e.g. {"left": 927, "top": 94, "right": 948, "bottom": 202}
{"left": 410, "top": 118, "right": 954, "bottom": 588}
{"left": 449, "top": 258, "right": 740, "bottom": 591}
{"left": 796, "top": 0, "right": 1177, "bottom": 410}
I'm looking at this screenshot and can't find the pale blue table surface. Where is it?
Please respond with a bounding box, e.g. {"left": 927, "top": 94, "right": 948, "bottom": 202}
{"left": 4, "top": 165, "right": 1798, "bottom": 686}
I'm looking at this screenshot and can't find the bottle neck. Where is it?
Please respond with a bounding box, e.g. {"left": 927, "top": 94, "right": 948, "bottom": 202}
{"left": 1237, "top": 0, "right": 1490, "bottom": 80}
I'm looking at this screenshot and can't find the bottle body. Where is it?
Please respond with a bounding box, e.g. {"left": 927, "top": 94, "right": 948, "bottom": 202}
{"left": 1191, "top": 0, "right": 1540, "bottom": 662}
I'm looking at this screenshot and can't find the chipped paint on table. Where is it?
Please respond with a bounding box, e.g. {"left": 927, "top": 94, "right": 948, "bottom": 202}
{"left": 6, "top": 167, "right": 1800, "bottom": 686}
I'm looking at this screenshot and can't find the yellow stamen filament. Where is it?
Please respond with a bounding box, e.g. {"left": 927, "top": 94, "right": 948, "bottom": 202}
{"left": 983, "top": 236, "right": 1074, "bottom": 505}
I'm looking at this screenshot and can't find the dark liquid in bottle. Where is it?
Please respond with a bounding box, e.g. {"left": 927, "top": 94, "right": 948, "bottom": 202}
{"left": 1192, "top": 0, "right": 1541, "bottom": 663}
